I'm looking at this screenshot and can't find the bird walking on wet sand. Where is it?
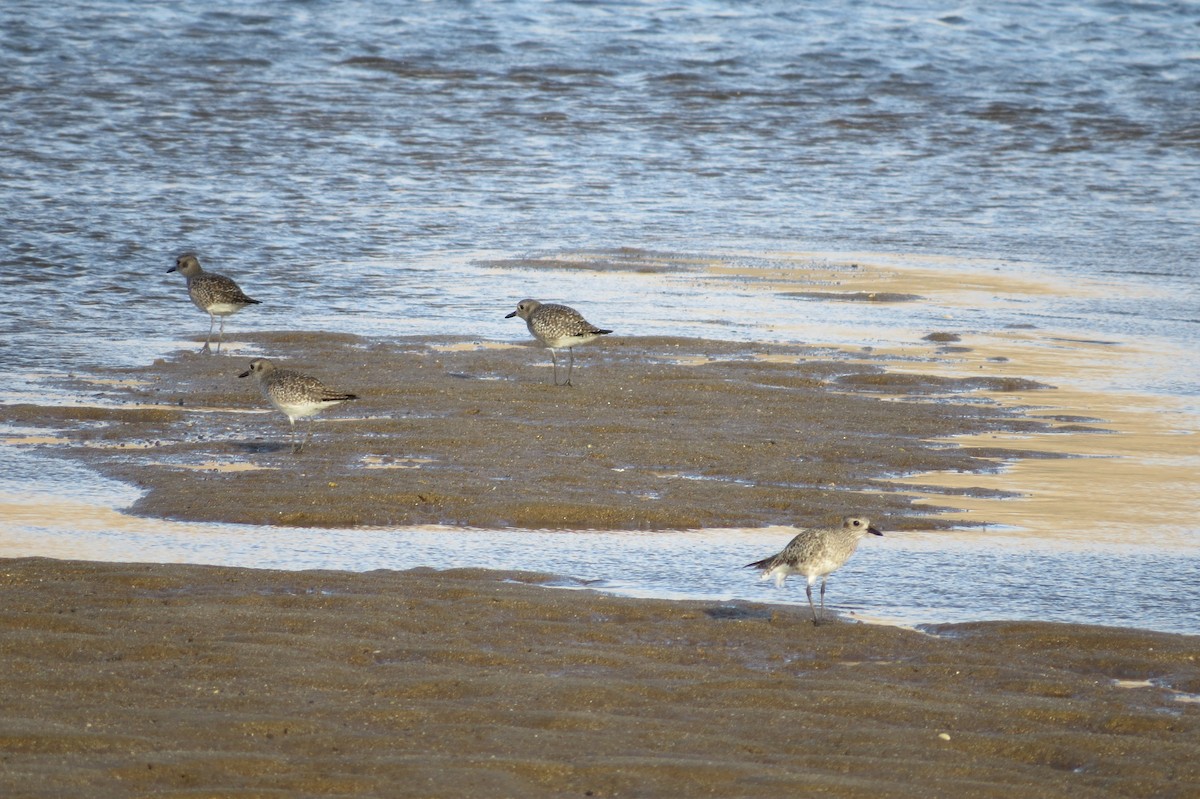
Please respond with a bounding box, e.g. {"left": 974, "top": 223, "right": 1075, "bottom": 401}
{"left": 746, "top": 516, "right": 883, "bottom": 625}
{"left": 238, "top": 358, "right": 357, "bottom": 452}
{"left": 168, "top": 253, "right": 261, "bottom": 354}
{"left": 505, "top": 299, "right": 613, "bottom": 386}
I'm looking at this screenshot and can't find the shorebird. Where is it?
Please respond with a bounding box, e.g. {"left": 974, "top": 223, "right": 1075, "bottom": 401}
{"left": 746, "top": 516, "right": 884, "bottom": 625}
{"left": 238, "top": 358, "right": 357, "bottom": 452}
{"left": 168, "top": 253, "right": 261, "bottom": 354}
{"left": 505, "top": 299, "right": 612, "bottom": 386}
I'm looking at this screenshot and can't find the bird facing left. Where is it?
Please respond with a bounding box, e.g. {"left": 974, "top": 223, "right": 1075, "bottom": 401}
{"left": 167, "top": 253, "right": 261, "bottom": 354}
{"left": 238, "top": 358, "right": 357, "bottom": 453}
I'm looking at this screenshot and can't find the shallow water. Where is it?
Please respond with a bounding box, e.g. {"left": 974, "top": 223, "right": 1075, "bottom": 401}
{"left": 2, "top": 433, "right": 1198, "bottom": 636}
{"left": 1, "top": 1, "right": 1198, "bottom": 633}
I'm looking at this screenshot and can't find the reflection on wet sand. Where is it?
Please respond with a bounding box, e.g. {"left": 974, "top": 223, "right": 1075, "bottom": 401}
{"left": 879, "top": 334, "right": 1197, "bottom": 550}
{"left": 153, "top": 460, "right": 274, "bottom": 473}
{"left": 697, "top": 253, "right": 1198, "bottom": 551}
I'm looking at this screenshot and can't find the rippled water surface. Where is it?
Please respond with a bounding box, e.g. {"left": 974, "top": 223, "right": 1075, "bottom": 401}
{"left": 3, "top": 1, "right": 1198, "bottom": 366}
{"left": 2, "top": 1, "right": 1198, "bottom": 632}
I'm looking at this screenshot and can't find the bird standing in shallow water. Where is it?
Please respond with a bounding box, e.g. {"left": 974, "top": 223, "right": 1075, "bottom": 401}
{"left": 746, "top": 516, "right": 883, "bottom": 625}
{"left": 168, "top": 253, "right": 261, "bottom": 354}
{"left": 238, "top": 358, "right": 357, "bottom": 453}
{"left": 505, "top": 298, "right": 612, "bottom": 386}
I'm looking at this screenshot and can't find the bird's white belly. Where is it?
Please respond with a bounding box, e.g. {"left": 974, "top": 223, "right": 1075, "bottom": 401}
{"left": 763, "top": 564, "right": 800, "bottom": 588}
{"left": 762, "top": 557, "right": 839, "bottom": 587}
{"left": 541, "top": 336, "right": 581, "bottom": 350}
{"left": 273, "top": 401, "right": 324, "bottom": 420}
{"left": 203, "top": 301, "right": 246, "bottom": 316}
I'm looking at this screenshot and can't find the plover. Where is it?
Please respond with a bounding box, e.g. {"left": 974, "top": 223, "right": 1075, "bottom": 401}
{"left": 505, "top": 299, "right": 612, "bottom": 386}
{"left": 238, "top": 358, "right": 357, "bottom": 452}
{"left": 168, "top": 253, "right": 261, "bottom": 354}
{"left": 746, "top": 516, "right": 883, "bottom": 625}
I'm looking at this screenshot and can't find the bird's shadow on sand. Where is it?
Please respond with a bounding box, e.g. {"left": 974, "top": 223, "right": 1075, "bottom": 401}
{"left": 228, "top": 440, "right": 295, "bottom": 455}
{"left": 703, "top": 604, "right": 774, "bottom": 621}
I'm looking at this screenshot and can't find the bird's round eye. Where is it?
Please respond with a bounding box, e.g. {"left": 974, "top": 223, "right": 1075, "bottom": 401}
{"left": 853, "top": 520, "right": 861, "bottom": 526}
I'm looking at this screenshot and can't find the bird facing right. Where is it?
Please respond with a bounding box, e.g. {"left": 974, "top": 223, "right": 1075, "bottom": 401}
{"left": 746, "top": 516, "right": 883, "bottom": 625}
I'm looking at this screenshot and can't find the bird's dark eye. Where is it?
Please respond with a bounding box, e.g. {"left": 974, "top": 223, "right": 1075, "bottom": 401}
{"left": 853, "top": 520, "right": 861, "bottom": 526}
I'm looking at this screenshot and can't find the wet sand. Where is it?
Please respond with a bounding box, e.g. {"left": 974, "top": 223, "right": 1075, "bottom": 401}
{"left": 2, "top": 557, "right": 1197, "bottom": 798}
{"left": 3, "top": 330, "right": 1059, "bottom": 531}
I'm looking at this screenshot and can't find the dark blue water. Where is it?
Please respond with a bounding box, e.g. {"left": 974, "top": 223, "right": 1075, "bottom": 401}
{"left": 2, "top": 1, "right": 1197, "bottom": 365}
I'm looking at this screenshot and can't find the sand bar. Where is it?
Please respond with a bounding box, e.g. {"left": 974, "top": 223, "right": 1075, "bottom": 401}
{"left": 1, "top": 557, "right": 1197, "bottom": 798}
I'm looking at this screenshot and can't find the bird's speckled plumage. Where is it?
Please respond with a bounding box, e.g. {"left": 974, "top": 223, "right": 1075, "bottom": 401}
{"left": 168, "top": 253, "right": 260, "bottom": 353}
{"left": 746, "top": 516, "right": 883, "bottom": 624}
{"left": 238, "top": 358, "right": 357, "bottom": 451}
{"left": 505, "top": 298, "right": 612, "bottom": 385}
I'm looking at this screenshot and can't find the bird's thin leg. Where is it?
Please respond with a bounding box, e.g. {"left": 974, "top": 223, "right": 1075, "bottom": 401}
{"left": 549, "top": 349, "right": 560, "bottom": 385}
{"left": 289, "top": 418, "right": 301, "bottom": 454}
{"left": 216, "top": 316, "right": 226, "bottom": 354}
{"left": 564, "top": 347, "right": 575, "bottom": 387}
{"left": 820, "top": 578, "right": 827, "bottom": 611}
{"left": 202, "top": 314, "right": 215, "bottom": 354}
{"left": 806, "top": 582, "right": 819, "bottom": 625}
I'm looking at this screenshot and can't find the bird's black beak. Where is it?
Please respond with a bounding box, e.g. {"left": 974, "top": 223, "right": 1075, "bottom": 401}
{"left": 166, "top": 265, "right": 177, "bottom": 273}
{"left": 504, "top": 311, "right": 517, "bottom": 318}
{"left": 237, "top": 369, "right": 251, "bottom": 378}
{"left": 868, "top": 526, "right": 883, "bottom": 536}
